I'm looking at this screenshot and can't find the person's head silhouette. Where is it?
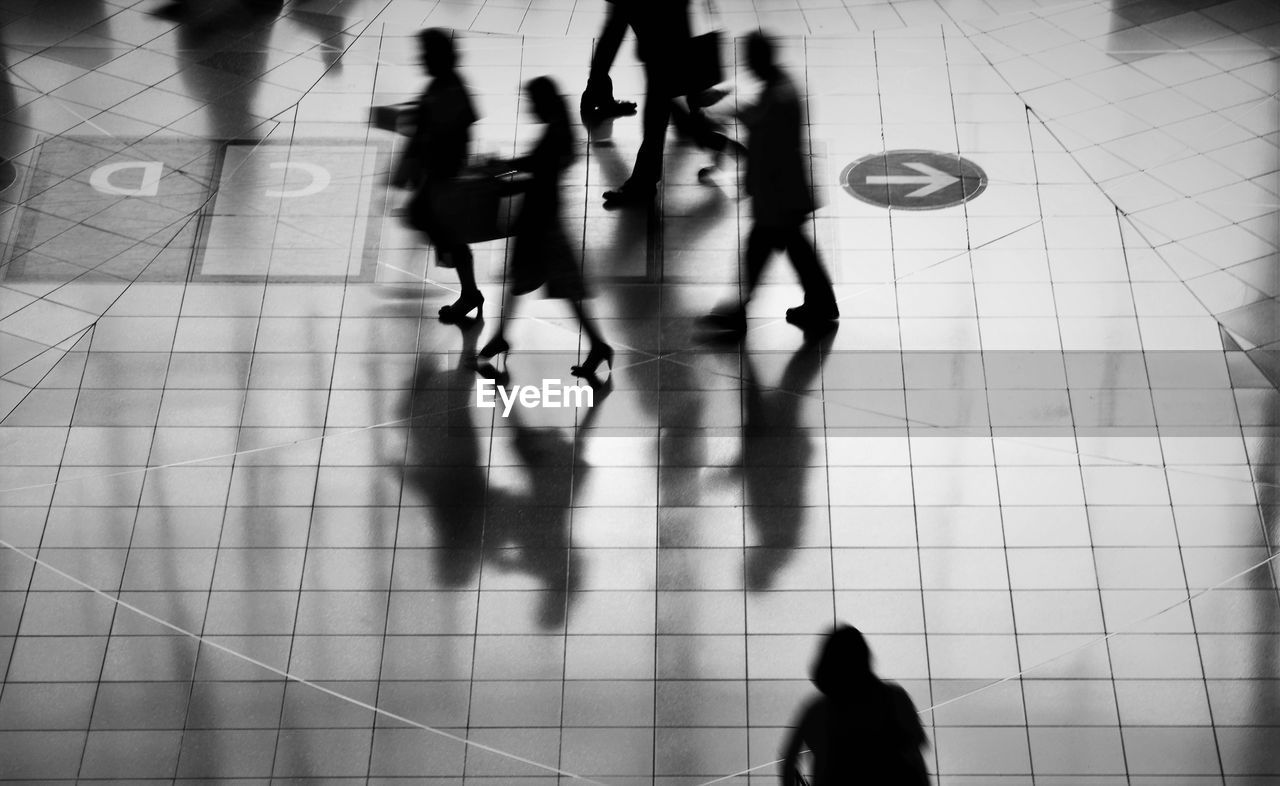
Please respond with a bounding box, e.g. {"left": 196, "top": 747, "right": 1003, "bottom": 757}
{"left": 812, "top": 624, "right": 875, "bottom": 698}
{"left": 526, "top": 76, "right": 568, "bottom": 126}
{"left": 419, "top": 28, "right": 457, "bottom": 77}
{"left": 745, "top": 29, "right": 780, "bottom": 81}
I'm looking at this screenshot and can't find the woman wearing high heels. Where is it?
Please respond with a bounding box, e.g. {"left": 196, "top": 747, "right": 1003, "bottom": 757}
{"left": 477, "top": 76, "right": 613, "bottom": 380}
{"left": 402, "top": 28, "right": 484, "bottom": 323}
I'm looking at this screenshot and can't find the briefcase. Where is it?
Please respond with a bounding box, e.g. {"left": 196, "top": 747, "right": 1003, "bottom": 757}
{"left": 370, "top": 101, "right": 417, "bottom": 136}
{"left": 670, "top": 31, "right": 724, "bottom": 97}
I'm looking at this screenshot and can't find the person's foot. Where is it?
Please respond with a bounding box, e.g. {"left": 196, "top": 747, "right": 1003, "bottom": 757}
{"left": 571, "top": 342, "right": 614, "bottom": 381}
{"left": 603, "top": 185, "right": 655, "bottom": 208}
{"left": 476, "top": 334, "right": 510, "bottom": 361}
{"left": 785, "top": 303, "right": 840, "bottom": 332}
{"left": 581, "top": 97, "right": 637, "bottom": 123}
{"left": 438, "top": 291, "right": 484, "bottom": 324}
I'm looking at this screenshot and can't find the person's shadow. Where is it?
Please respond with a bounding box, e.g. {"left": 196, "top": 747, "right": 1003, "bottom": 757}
{"left": 481, "top": 378, "right": 609, "bottom": 629}
{"left": 404, "top": 326, "right": 609, "bottom": 629}
{"left": 740, "top": 331, "right": 835, "bottom": 590}
{"left": 403, "top": 324, "right": 488, "bottom": 588}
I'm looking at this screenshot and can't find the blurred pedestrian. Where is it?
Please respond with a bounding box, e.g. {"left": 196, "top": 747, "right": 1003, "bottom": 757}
{"left": 702, "top": 31, "right": 838, "bottom": 336}
{"left": 476, "top": 77, "right": 613, "bottom": 382}
{"left": 782, "top": 625, "right": 930, "bottom": 786}
{"left": 400, "top": 28, "right": 484, "bottom": 324}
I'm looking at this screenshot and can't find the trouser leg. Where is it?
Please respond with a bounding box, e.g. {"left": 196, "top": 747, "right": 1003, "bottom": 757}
{"left": 623, "top": 68, "right": 670, "bottom": 191}
{"left": 585, "top": 4, "right": 628, "bottom": 103}
{"left": 743, "top": 222, "right": 779, "bottom": 305}
{"left": 781, "top": 222, "right": 836, "bottom": 309}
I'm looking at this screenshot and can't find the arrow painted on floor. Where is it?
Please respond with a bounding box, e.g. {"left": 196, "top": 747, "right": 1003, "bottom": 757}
{"left": 865, "top": 162, "right": 959, "bottom": 197}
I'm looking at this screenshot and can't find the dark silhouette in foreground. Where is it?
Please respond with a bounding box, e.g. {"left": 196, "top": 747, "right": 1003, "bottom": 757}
{"left": 782, "top": 625, "right": 930, "bottom": 786}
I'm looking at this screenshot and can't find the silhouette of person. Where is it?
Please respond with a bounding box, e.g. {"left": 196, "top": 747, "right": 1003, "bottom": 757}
{"left": 599, "top": 0, "right": 691, "bottom": 206}
{"left": 702, "top": 31, "right": 838, "bottom": 337}
{"left": 476, "top": 76, "right": 613, "bottom": 382}
{"left": 580, "top": 0, "right": 638, "bottom": 121}
{"left": 400, "top": 28, "right": 484, "bottom": 324}
{"left": 782, "top": 625, "right": 930, "bottom": 786}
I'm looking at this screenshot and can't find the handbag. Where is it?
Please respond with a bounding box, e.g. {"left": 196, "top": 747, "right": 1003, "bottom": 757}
{"left": 680, "top": 31, "right": 724, "bottom": 96}
{"left": 669, "top": 0, "right": 724, "bottom": 97}
{"left": 406, "top": 165, "right": 525, "bottom": 246}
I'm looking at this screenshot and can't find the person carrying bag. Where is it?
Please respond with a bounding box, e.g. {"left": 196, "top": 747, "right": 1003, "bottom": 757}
{"left": 398, "top": 28, "right": 486, "bottom": 323}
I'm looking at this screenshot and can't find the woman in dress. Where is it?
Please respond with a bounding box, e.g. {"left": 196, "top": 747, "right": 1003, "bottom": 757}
{"left": 476, "top": 76, "right": 613, "bottom": 381}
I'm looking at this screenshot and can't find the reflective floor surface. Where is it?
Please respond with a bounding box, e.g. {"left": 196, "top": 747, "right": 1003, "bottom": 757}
{"left": 0, "top": 0, "right": 1277, "bottom": 782}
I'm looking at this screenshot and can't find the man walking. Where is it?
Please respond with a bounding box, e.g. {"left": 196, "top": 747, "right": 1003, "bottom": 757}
{"left": 702, "top": 31, "right": 839, "bottom": 335}
{"left": 600, "top": 0, "right": 692, "bottom": 206}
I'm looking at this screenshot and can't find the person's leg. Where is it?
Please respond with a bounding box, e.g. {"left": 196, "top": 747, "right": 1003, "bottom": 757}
{"left": 569, "top": 298, "right": 604, "bottom": 348}
{"left": 453, "top": 244, "right": 479, "bottom": 297}
{"left": 744, "top": 221, "right": 780, "bottom": 305}
{"left": 438, "top": 242, "right": 485, "bottom": 322}
{"left": 613, "top": 63, "right": 670, "bottom": 197}
{"left": 781, "top": 221, "right": 837, "bottom": 312}
{"left": 479, "top": 285, "right": 516, "bottom": 358}
{"left": 569, "top": 298, "right": 613, "bottom": 377}
{"left": 701, "top": 221, "right": 775, "bottom": 334}
{"left": 584, "top": 3, "right": 629, "bottom": 106}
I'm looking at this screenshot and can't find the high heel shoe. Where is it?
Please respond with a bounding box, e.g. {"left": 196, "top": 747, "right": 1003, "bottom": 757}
{"left": 571, "top": 342, "right": 613, "bottom": 379}
{"left": 476, "top": 334, "right": 509, "bottom": 361}
{"left": 439, "top": 291, "right": 483, "bottom": 324}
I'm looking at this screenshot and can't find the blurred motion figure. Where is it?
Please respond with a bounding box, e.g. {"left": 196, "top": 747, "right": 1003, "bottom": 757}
{"left": 399, "top": 28, "right": 484, "bottom": 324}
{"left": 703, "top": 31, "right": 838, "bottom": 337}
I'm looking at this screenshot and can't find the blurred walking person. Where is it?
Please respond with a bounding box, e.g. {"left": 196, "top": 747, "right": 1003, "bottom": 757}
{"left": 400, "top": 28, "right": 484, "bottom": 323}
{"left": 782, "top": 625, "right": 930, "bottom": 786}
{"left": 703, "top": 31, "right": 838, "bottom": 337}
{"left": 476, "top": 77, "right": 613, "bottom": 382}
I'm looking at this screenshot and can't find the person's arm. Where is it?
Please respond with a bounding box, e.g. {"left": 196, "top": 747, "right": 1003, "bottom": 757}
{"left": 780, "top": 700, "right": 817, "bottom": 786}
{"left": 405, "top": 90, "right": 434, "bottom": 160}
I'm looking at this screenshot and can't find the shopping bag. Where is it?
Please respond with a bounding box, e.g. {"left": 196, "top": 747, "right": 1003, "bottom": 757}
{"left": 406, "top": 168, "right": 525, "bottom": 245}
{"left": 676, "top": 31, "right": 724, "bottom": 97}
{"left": 667, "top": 0, "right": 724, "bottom": 97}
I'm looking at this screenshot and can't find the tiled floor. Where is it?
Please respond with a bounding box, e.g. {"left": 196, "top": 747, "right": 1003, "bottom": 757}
{"left": 1, "top": 0, "right": 1278, "bottom": 783}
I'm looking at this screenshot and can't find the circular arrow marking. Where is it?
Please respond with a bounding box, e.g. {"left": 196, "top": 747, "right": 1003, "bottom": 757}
{"left": 841, "top": 150, "right": 986, "bottom": 210}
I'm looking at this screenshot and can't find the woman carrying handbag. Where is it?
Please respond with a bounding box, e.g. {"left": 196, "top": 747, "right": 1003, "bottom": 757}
{"left": 475, "top": 77, "right": 614, "bottom": 383}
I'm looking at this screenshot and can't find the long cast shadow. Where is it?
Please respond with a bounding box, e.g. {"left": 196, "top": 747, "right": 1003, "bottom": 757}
{"left": 741, "top": 331, "right": 835, "bottom": 591}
